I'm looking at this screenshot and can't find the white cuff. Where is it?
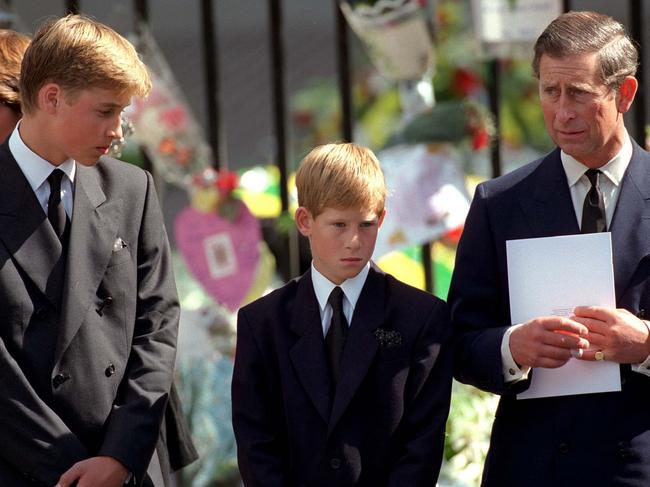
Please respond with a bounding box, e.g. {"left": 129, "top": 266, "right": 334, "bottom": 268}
{"left": 631, "top": 320, "right": 650, "bottom": 377}
{"left": 502, "top": 324, "right": 531, "bottom": 383}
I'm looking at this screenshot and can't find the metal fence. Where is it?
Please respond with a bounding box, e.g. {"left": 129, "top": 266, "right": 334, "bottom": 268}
{"left": 6, "top": 0, "right": 648, "bottom": 293}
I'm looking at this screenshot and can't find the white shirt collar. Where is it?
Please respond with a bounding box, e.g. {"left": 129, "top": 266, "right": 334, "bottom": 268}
{"left": 561, "top": 133, "right": 632, "bottom": 188}
{"left": 311, "top": 262, "right": 370, "bottom": 315}
{"left": 8, "top": 123, "right": 76, "bottom": 192}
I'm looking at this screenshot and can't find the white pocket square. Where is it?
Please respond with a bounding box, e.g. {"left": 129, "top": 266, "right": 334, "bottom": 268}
{"left": 112, "top": 237, "right": 127, "bottom": 252}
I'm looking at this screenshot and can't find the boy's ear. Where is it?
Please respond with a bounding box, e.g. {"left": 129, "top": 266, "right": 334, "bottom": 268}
{"left": 377, "top": 208, "right": 386, "bottom": 229}
{"left": 295, "top": 207, "right": 313, "bottom": 237}
{"left": 39, "top": 83, "right": 63, "bottom": 114}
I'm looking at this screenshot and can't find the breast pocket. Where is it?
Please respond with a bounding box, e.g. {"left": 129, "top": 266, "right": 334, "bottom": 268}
{"left": 106, "top": 245, "right": 132, "bottom": 268}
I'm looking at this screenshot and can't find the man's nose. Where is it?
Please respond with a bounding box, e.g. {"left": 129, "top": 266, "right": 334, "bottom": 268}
{"left": 556, "top": 94, "right": 575, "bottom": 123}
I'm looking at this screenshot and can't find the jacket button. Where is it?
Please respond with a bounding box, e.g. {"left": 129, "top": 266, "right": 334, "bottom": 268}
{"left": 52, "top": 373, "right": 70, "bottom": 388}
{"left": 34, "top": 307, "right": 48, "bottom": 320}
{"left": 329, "top": 457, "right": 341, "bottom": 470}
{"left": 105, "top": 363, "right": 116, "bottom": 377}
{"left": 558, "top": 442, "right": 569, "bottom": 454}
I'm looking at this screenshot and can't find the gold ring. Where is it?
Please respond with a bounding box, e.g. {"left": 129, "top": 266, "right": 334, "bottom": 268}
{"left": 594, "top": 350, "right": 605, "bottom": 361}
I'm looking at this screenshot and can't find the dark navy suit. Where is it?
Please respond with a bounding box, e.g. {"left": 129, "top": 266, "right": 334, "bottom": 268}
{"left": 232, "top": 266, "right": 453, "bottom": 487}
{"left": 449, "top": 143, "right": 650, "bottom": 487}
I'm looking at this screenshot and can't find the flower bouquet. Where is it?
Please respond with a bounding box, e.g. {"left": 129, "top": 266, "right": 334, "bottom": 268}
{"left": 340, "top": 0, "right": 435, "bottom": 81}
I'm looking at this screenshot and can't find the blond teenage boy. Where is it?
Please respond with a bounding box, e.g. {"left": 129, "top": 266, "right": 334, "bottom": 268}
{"left": 0, "top": 15, "right": 179, "bottom": 487}
{"left": 232, "top": 143, "right": 453, "bottom": 486}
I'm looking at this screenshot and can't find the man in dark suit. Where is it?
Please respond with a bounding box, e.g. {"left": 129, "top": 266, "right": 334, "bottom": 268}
{"left": 449, "top": 11, "right": 650, "bottom": 487}
{"left": 232, "top": 143, "right": 453, "bottom": 486}
{"left": 0, "top": 15, "right": 180, "bottom": 487}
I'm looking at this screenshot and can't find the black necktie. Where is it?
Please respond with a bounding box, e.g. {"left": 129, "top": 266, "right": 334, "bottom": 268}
{"left": 581, "top": 169, "right": 607, "bottom": 233}
{"left": 47, "top": 169, "right": 69, "bottom": 242}
{"left": 325, "top": 286, "right": 348, "bottom": 386}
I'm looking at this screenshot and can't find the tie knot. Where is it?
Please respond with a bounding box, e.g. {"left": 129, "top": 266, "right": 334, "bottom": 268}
{"left": 584, "top": 168, "right": 601, "bottom": 187}
{"left": 328, "top": 286, "right": 344, "bottom": 312}
{"left": 48, "top": 169, "right": 65, "bottom": 192}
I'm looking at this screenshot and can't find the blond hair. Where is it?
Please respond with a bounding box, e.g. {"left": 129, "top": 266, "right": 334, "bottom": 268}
{"left": 0, "top": 29, "right": 30, "bottom": 112}
{"left": 20, "top": 14, "right": 151, "bottom": 114}
{"left": 296, "top": 143, "right": 386, "bottom": 217}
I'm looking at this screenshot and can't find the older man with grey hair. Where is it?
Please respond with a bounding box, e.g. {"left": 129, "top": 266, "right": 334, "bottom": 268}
{"left": 449, "top": 10, "right": 650, "bottom": 487}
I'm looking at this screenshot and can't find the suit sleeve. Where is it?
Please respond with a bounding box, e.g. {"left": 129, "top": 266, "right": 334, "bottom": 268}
{"left": 97, "top": 171, "right": 179, "bottom": 482}
{"left": 231, "top": 308, "right": 289, "bottom": 487}
{"left": 447, "top": 183, "right": 530, "bottom": 395}
{"left": 387, "top": 299, "right": 453, "bottom": 487}
{"left": 0, "top": 338, "right": 88, "bottom": 485}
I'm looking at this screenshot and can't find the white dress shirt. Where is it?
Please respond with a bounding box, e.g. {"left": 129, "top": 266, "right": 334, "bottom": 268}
{"left": 502, "top": 134, "right": 650, "bottom": 381}
{"left": 311, "top": 263, "right": 370, "bottom": 337}
{"left": 9, "top": 124, "right": 76, "bottom": 219}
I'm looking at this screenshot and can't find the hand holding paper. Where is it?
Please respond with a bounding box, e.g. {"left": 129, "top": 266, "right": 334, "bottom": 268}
{"left": 509, "top": 316, "right": 590, "bottom": 369}
{"left": 507, "top": 232, "right": 622, "bottom": 399}
{"left": 572, "top": 306, "right": 650, "bottom": 364}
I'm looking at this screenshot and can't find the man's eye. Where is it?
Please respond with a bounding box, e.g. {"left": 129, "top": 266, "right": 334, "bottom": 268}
{"left": 574, "top": 89, "right": 593, "bottom": 100}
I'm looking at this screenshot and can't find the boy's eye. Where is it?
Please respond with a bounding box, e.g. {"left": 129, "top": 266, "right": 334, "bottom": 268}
{"left": 360, "top": 221, "right": 375, "bottom": 228}
{"left": 332, "top": 222, "right": 346, "bottom": 228}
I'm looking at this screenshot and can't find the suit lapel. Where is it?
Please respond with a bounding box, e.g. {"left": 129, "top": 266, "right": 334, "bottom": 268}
{"left": 54, "top": 163, "right": 122, "bottom": 365}
{"left": 610, "top": 143, "right": 650, "bottom": 300}
{"left": 289, "top": 272, "right": 333, "bottom": 424}
{"left": 516, "top": 144, "right": 650, "bottom": 303}
{"left": 328, "top": 267, "right": 384, "bottom": 435}
{"left": 517, "top": 149, "right": 581, "bottom": 238}
{"left": 0, "top": 144, "right": 65, "bottom": 308}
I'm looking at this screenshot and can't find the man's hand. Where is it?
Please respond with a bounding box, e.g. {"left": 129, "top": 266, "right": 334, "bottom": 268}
{"left": 510, "top": 316, "right": 590, "bottom": 368}
{"left": 55, "top": 456, "right": 129, "bottom": 487}
{"left": 572, "top": 306, "right": 650, "bottom": 364}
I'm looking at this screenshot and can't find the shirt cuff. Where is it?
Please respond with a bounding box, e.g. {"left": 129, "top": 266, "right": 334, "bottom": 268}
{"left": 631, "top": 320, "right": 650, "bottom": 377}
{"left": 502, "top": 324, "right": 531, "bottom": 383}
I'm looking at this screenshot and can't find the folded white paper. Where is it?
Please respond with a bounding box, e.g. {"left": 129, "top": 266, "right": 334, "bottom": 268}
{"left": 506, "top": 233, "right": 621, "bottom": 399}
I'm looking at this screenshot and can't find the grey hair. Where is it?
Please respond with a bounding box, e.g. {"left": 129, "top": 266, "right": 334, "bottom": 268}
{"left": 532, "top": 11, "right": 638, "bottom": 89}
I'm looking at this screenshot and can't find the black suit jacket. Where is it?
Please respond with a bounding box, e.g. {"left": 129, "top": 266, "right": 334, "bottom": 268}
{"left": 232, "top": 266, "right": 453, "bottom": 487}
{"left": 0, "top": 143, "right": 180, "bottom": 486}
{"left": 448, "top": 144, "right": 650, "bottom": 487}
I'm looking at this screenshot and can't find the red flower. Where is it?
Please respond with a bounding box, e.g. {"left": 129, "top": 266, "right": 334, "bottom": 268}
{"left": 443, "top": 225, "right": 464, "bottom": 245}
{"left": 452, "top": 68, "right": 482, "bottom": 97}
{"left": 472, "top": 128, "right": 490, "bottom": 151}
{"left": 216, "top": 170, "right": 238, "bottom": 195}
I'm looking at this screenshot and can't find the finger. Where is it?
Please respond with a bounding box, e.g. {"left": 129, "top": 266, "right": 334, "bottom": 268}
{"left": 56, "top": 464, "right": 83, "bottom": 487}
{"left": 571, "top": 315, "right": 608, "bottom": 335}
{"left": 573, "top": 305, "right": 615, "bottom": 321}
{"left": 580, "top": 349, "right": 606, "bottom": 361}
{"left": 542, "top": 317, "right": 589, "bottom": 336}
{"left": 584, "top": 334, "right": 606, "bottom": 350}
{"left": 533, "top": 356, "right": 572, "bottom": 368}
{"left": 548, "top": 330, "right": 590, "bottom": 349}
{"left": 538, "top": 344, "right": 574, "bottom": 362}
